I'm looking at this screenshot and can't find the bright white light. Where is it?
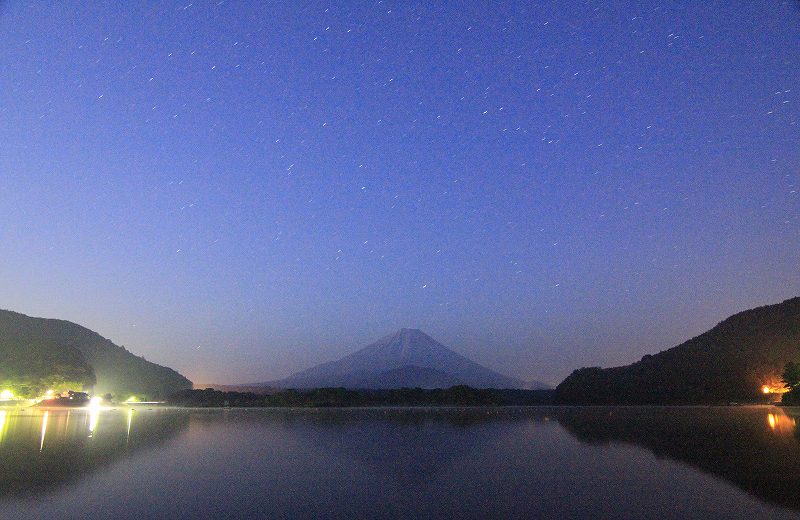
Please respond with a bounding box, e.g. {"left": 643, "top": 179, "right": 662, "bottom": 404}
{"left": 0, "top": 390, "right": 13, "bottom": 400}
{"left": 126, "top": 408, "right": 133, "bottom": 447}
{"left": 88, "top": 409, "right": 99, "bottom": 437}
{"left": 40, "top": 411, "right": 49, "bottom": 451}
{"left": 89, "top": 396, "right": 103, "bottom": 408}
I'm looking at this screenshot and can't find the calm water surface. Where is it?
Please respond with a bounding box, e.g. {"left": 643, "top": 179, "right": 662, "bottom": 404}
{"left": 1, "top": 406, "right": 800, "bottom": 519}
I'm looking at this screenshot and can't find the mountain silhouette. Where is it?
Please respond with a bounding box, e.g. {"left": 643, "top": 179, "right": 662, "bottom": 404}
{"left": 555, "top": 297, "right": 800, "bottom": 404}
{"left": 264, "top": 328, "right": 539, "bottom": 389}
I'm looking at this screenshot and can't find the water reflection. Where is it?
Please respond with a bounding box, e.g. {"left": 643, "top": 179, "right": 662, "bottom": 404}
{"left": 0, "top": 407, "right": 189, "bottom": 497}
{"left": 126, "top": 408, "right": 133, "bottom": 448}
{"left": 39, "top": 411, "right": 48, "bottom": 452}
{"left": 766, "top": 411, "right": 797, "bottom": 435}
{"left": 88, "top": 408, "right": 99, "bottom": 438}
{"left": 2, "top": 406, "right": 800, "bottom": 518}
{"left": 259, "top": 407, "right": 543, "bottom": 485}
{"left": 555, "top": 406, "right": 800, "bottom": 512}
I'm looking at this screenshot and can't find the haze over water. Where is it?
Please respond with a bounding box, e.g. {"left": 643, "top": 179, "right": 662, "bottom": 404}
{"left": 2, "top": 406, "right": 800, "bottom": 520}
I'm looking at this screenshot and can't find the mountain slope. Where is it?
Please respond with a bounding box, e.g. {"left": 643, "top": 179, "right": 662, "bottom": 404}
{"left": 555, "top": 297, "right": 800, "bottom": 404}
{"left": 351, "top": 366, "right": 466, "bottom": 389}
{"left": 0, "top": 310, "right": 192, "bottom": 398}
{"left": 266, "top": 328, "right": 530, "bottom": 389}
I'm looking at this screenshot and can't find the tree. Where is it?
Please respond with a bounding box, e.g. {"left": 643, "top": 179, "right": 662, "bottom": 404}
{"left": 781, "top": 362, "right": 800, "bottom": 390}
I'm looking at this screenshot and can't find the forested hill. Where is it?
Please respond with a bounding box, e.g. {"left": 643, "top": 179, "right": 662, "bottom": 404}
{"left": 0, "top": 310, "right": 191, "bottom": 399}
{"left": 555, "top": 297, "right": 800, "bottom": 404}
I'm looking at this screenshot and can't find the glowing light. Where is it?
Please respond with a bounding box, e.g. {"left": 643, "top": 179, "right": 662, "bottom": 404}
{"left": 0, "top": 390, "right": 14, "bottom": 400}
{"left": 125, "top": 396, "right": 138, "bottom": 403}
{"left": 0, "top": 411, "right": 6, "bottom": 444}
{"left": 35, "top": 389, "right": 57, "bottom": 403}
{"left": 126, "top": 408, "right": 133, "bottom": 447}
{"left": 768, "top": 413, "right": 777, "bottom": 429}
{"left": 88, "top": 409, "right": 99, "bottom": 437}
{"left": 40, "top": 411, "right": 49, "bottom": 451}
{"left": 761, "top": 384, "right": 789, "bottom": 395}
{"left": 87, "top": 397, "right": 103, "bottom": 438}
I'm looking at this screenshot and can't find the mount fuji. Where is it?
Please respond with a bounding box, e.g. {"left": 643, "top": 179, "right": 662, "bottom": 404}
{"left": 262, "top": 328, "right": 545, "bottom": 390}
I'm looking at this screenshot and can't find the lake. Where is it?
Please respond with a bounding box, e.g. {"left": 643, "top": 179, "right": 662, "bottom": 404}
{"left": 1, "top": 406, "right": 800, "bottom": 519}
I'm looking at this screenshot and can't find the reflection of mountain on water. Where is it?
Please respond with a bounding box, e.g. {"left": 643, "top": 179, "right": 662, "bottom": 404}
{"left": 556, "top": 406, "right": 800, "bottom": 512}
{"left": 286, "top": 407, "right": 556, "bottom": 484}
{"left": 200, "top": 407, "right": 556, "bottom": 486}
{"left": 0, "top": 408, "right": 189, "bottom": 497}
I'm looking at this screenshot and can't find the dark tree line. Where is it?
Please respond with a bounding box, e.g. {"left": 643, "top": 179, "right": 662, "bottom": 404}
{"left": 167, "top": 386, "right": 554, "bottom": 407}
{"left": 781, "top": 362, "right": 800, "bottom": 405}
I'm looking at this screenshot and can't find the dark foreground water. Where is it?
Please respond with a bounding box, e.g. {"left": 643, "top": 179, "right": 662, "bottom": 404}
{"left": 1, "top": 406, "right": 800, "bottom": 520}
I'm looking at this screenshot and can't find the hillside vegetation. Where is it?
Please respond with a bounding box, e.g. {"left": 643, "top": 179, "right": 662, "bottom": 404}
{"left": 0, "top": 336, "right": 95, "bottom": 396}
{"left": 0, "top": 310, "right": 191, "bottom": 399}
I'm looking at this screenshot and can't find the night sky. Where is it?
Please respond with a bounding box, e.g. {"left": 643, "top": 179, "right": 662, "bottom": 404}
{"left": 1, "top": 1, "right": 798, "bottom": 385}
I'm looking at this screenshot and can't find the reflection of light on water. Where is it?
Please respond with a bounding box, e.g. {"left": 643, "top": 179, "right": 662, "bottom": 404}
{"left": 126, "top": 408, "right": 134, "bottom": 447}
{"left": 0, "top": 410, "right": 6, "bottom": 444}
{"left": 88, "top": 409, "right": 99, "bottom": 438}
{"left": 88, "top": 396, "right": 103, "bottom": 437}
{"left": 767, "top": 411, "right": 796, "bottom": 435}
{"left": 40, "top": 411, "right": 49, "bottom": 452}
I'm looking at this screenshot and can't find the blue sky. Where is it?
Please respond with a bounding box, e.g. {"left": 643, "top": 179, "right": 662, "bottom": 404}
{"left": 1, "top": 1, "right": 798, "bottom": 385}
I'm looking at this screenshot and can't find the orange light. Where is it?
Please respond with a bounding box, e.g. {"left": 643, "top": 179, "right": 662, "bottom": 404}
{"left": 768, "top": 414, "right": 777, "bottom": 429}
{"left": 762, "top": 385, "right": 771, "bottom": 394}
